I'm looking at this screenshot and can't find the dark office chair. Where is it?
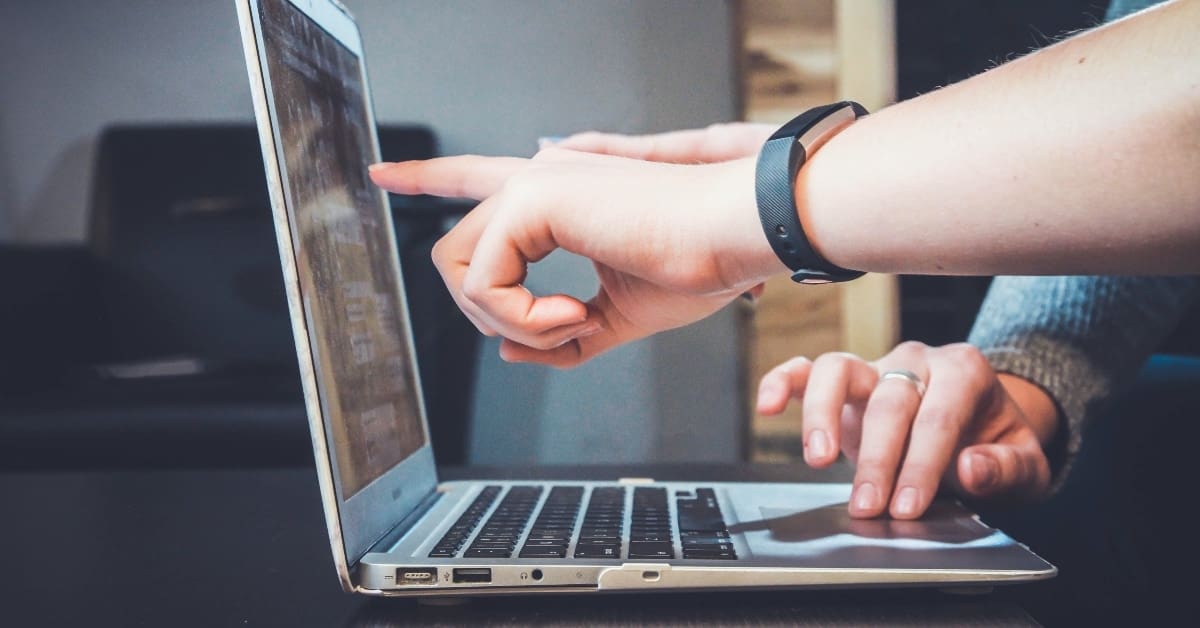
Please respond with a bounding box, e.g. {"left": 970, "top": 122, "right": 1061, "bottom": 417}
{"left": 0, "top": 123, "right": 478, "bottom": 469}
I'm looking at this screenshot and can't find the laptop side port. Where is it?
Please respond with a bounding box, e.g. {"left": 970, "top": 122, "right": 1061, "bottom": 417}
{"left": 396, "top": 567, "right": 438, "bottom": 585}
{"left": 452, "top": 568, "right": 492, "bottom": 583}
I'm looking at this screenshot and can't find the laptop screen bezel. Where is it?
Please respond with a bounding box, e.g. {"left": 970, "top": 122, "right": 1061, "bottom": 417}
{"left": 237, "top": 0, "right": 440, "bottom": 584}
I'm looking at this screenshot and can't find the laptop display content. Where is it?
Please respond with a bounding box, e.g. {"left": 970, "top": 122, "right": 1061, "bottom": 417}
{"left": 258, "top": 0, "right": 427, "bottom": 500}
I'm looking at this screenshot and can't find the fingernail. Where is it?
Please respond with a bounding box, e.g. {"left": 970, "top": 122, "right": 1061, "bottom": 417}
{"left": 806, "top": 429, "right": 829, "bottom": 460}
{"left": 970, "top": 453, "right": 997, "bottom": 489}
{"left": 537, "top": 136, "right": 565, "bottom": 150}
{"left": 367, "top": 162, "right": 390, "bottom": 172}
{"left": 894, "top": 486, "right": 919, "bottom": 517}
{"left": 853, "top": 482, "right": 878, "bottom": 512}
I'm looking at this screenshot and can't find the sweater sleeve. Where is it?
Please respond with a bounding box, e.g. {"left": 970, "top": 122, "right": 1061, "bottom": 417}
{"left": 968, "top": 276, "right": 1199, "bottom": 489}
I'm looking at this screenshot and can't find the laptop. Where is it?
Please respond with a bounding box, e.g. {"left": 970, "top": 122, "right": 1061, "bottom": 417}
{"left": 235, "top": 0, "right": 1056, "bottom": 596}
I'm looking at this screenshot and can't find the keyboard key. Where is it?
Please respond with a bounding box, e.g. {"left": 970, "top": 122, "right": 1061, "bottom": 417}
{"left": 630, "top": 532, "right": 672, "bottom": 542}
{"left": 681, "top": 536, "right": 734, "bottom": 547}
{"left": 677, "top": 507, "right": 725, "bottom": 533}
{"left": 526, "top": 533, "right": 570, "bottom": 541}
{"left": 682, "top": 549, "right": 737, "bottom": 560}
{"left": 627, "top": 541, "right": 675, "bottom": 559}
{"left": 517, "top": 485, "right": 584, "bottom": 560}
{"left": 465, "top": 485, "right": 544, "bottom": 557}
{"left": 676, "top": 487, "right": 738, "bottom": 560}
{"left": 464, "top": 548, "right": 512, "bottom": 558}
{"left": 574, "top": 544, "right": 621, "bottom": 559}
{"left": 428, "top": 485, "right": 502, "bottom": 559}
{"left": 576, "top": 537, "right": 621, "bottom": 545}
{"left": 519, "top": 547, "right": 567, "bottom": 558}
{"left": 522, "top": 539, "right": 566, "bottom": 547}
{"left": 680, "top": 529, "right": 730, "bottom": 539}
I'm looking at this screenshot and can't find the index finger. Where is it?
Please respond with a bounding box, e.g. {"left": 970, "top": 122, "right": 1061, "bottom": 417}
{"left": 368, "top": 156, "right": 528, "bottom": 200}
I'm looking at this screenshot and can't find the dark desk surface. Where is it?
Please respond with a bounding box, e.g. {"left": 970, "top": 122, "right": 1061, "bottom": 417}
{"left": 0, "top": 463, "right": 1038, "bottom": 627}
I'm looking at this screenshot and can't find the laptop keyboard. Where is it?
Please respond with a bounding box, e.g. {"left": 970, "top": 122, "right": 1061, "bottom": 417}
{"left": 627, "top": 487, "right": 674, "bottom": 559}
{"left": 428, "top": 484, "right": 738, "bottom": 561}
{"left": 573, "top": 486, "right": 625, "bottom": 559}
{"left": 428, "top": 485, "right": 502, "bottom": 557}
{"left": 678, "top": 488, "right": 738, "bottom": 559}
{"left": 520, "top": 486, "right": 584, "bottom": 558}
{"left": 463, "top": 486, "right": 543, "bottom": 558}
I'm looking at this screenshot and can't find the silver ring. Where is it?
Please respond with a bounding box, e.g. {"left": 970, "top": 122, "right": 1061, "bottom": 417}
{"left": 879, "top": 369, "right": 926, "bottom": 398}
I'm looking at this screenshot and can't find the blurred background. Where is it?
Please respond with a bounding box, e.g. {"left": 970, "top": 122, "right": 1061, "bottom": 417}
{"left": 0, "top": 0, "right": 1107, "bottom": 472}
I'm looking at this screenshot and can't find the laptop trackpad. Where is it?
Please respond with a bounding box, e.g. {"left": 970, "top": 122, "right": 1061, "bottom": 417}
{"left": 734, "top": 501, "right": 1005, "bottom": 563}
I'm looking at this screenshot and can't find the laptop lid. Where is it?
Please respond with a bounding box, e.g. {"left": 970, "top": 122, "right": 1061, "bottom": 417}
{"left": 236, "top": 0, "right": 439, "bottom": 589}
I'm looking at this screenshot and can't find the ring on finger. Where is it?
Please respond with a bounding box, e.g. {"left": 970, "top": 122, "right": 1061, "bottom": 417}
{"left": 878, "top": 369, "right": 926, "bottom": 399}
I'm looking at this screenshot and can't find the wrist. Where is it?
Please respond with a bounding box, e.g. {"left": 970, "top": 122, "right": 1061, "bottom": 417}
{"left": 757, "top": 102, "right": 868, "bottom": 284}
{"left": 789, "top": 116, "right": 866, "bottom": 274}
{"left": 706, "top": 157, "right": 791, "bottom": 290}
{"left": 997, "top": 373, "right": 1061, "bottom": 447}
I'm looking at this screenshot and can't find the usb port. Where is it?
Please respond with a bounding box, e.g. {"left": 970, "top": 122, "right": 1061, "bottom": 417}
{"left": 452, "top": 568, "right": 491, "bottom": 583}
{"left": 396, "top": 568, "right": 437, "bottom": 585}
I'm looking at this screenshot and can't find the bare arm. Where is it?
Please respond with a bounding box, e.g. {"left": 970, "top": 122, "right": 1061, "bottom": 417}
{"left": 797, "top": 0, "right": 1200, "bottom": 276}
{"left": 370, "top": 0, "right": 1200, "bottom": 368}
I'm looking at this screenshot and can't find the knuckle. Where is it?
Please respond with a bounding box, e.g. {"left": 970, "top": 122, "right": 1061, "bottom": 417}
{"left": 813, "top": 352, "right": 853, "bottom": 372}
{"left": 460, "top": 276, "right": 488, "bottom": 304}
{"left": 944, "top": 343, "right": 989, "bottom": 371}
{"left": 780, "top": 356, "right": 812, "bottom": 373}
{"left": 429, "top": 238, "right": 450, "bottom": 268}
{"left": 894, "top": 340, "right": 927, "bottom": 356}
{"left": 505, "top": 168, "right": 537, "bottom": 191}
{"left": 531, "top": 146, "right": 566, "bottom": 162}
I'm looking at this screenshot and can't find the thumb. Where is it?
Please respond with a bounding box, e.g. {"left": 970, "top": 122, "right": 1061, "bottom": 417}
{"left": 956, "top": 441, "right": 1051, "bottom": 501}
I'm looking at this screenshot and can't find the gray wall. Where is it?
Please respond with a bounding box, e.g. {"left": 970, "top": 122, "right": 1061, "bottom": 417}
{"left": 0, "top": 0, "right": 746, "bottom": 464}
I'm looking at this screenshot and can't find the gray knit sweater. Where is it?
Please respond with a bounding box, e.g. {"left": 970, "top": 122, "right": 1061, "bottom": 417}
{"left": 966, "top": 0, "right": 1195, "bottom": 488}
{"left": 968, "top": 276, "right": 1199, "bottom": 486}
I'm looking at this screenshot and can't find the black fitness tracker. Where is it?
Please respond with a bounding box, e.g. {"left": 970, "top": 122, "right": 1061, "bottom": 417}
{"left": 755, "top": 101, "right": 868, "bottom": 284}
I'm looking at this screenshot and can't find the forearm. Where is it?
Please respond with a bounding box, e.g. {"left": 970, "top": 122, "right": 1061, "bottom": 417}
{"left": 798, "top": 0, "right": 1200, "bottom": 276}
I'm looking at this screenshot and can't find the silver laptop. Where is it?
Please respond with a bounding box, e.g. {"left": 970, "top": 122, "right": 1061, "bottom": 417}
{"left": 236, "top": 0, "right": 1055, "bottom": 597}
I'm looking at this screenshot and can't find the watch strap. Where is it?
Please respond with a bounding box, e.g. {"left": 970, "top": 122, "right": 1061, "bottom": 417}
{"left": 755, "top": 101, "right": 867, "bottom": 284}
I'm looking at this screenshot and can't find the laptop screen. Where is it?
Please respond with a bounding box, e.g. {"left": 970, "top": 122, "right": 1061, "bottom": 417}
{"left": 259, "top": 0, "right": 427, "bottom": 498}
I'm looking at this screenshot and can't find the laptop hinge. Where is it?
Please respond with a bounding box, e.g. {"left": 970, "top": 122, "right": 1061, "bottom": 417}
{"left": 359, "top": 488, "right": 442, "bottom": 559}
